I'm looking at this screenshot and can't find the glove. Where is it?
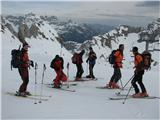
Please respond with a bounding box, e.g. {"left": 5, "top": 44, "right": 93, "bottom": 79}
{"left": 30, "top": 60, "right": 34, "bottom": 67}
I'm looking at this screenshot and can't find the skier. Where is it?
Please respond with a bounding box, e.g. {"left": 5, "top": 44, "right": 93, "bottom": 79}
{"left": 106, "top": 44, "right": 124, "bottom": 88}
{"left": 75, "top": 49, "right": 85, "bottom": 81}
{"left": 51, "top": 55, "right": 67, "bottom": 88}
{"left": 17, "top": 43, "right": 34, "bottom": 96}
{"left": 86, "top": 47, "right": 97, "bottom": 79}
{"left": 131, "top": 47, "right": 148, "bottom": 98}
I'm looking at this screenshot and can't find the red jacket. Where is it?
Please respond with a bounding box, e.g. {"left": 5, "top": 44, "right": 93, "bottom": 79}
{"left": 20, "top": 50, "right": 29, "bottom": 68}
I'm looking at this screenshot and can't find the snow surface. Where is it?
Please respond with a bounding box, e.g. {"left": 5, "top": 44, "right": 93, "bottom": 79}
{"left": 1, "top": 24, "right": 160, "bottom": 120}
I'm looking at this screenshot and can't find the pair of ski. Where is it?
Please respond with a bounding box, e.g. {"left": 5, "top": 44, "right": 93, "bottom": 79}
{"left": 109, "top": 93, "right": 160, "bottom": 100}
{"left": 68, "top": 77, "right": 98, "bottom": 82}
{"left": 45, "top": 83, "right": 77, "bottom": 92}
{"left": 47, "top": 86, "right": 76, "bottom": 92}
{"left": 6, "top": 92, "right": 51, "bottom": 101}
{"left": 96, "top": 86, "right": 129, "bottom": 90}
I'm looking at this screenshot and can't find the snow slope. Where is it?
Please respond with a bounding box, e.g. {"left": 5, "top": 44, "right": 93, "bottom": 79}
{"left": 1, "top": 23, "right": 160, "bottom": 119}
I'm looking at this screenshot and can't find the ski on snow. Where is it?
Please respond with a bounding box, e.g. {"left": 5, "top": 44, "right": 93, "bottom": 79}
{"left": 109, "top": 94, "right": 160, "bottom": 100}
{"left": 47, "top": 86, "right": 76, "bottom": 92}
{"left": 45, "top": 83, "right": 78, "bottom": 86}
{"left": 68, "top": 78, "right": 97, "bottom": 82}
{"left": 6, "top": 92, "right": 49, "bottom": 101}
{"left": 96, "top": 86, "right": 128, "bottom": 90}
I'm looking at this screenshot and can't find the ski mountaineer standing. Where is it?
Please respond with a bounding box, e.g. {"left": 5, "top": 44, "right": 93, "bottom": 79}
{"left": 131, "top": 47, "right": 148, "bottom": 98}
{"left": 75, "top": 49, "right": 85, "bottom": 81}
{"left": 86, "top": 47, "right": 97, "bottom": 79}
{"left": 51, "top": 55, "right": 67, "bottom": 88}
{"left": 106, "top": 44, "right": 124, "bottom": 89}
{"left": 17, "top": 43, "right": 34, "bottom": 96}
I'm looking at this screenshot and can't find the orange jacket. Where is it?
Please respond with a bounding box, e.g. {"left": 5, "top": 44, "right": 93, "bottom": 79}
{"left": 134, "top": 54, "right": 143, "bottom": 67}
{"left": 114, "top": 50, "right": 123, "bottom": 68}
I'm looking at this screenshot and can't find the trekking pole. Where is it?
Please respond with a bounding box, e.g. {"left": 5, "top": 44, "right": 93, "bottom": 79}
{"left": 67, "top": 62, "right": 70, "bottom": 88}
{"left": 86, "top": 62, "right": 89, "bottom": 76}
{"left": 117, "top": 75, "right": 134, "bottom": 95}
{"left": 122, "top": 85, "right": 133, "bottom": 104}
{"left": 119, "top": 79, "right": 123, "bottom": 88}
{"left": 39, "top": 64, "right": 46, "bottom": 103}
{"left": 34, "top": 62, "right": 38, "bottom": 104}
{"left": 60, "top": 44, "right": 63, "bottom": 57}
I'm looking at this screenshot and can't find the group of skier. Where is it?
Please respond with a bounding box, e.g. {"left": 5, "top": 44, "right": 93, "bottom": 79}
{"left": 106, "top": 44, "right": 148, "bottom": 98}
{"left": 13, "top": 42, "right": 151, "bottom": 98}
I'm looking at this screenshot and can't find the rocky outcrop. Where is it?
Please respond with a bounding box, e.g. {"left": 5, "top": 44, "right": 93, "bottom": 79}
{"left": 5, "top": 23, "right": 18, "bottom": 37}
{"left": 18, "top": 24, "right": 30, "bottom": 42}
{"left": 30, "top": 24, "right": 39, "bottom": 38}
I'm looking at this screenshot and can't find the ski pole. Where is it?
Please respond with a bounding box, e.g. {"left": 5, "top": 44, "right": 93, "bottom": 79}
{"left": 119, "top": 78, "right": 123, "bottom": 88}
{"left": 34, "top": 62, "right": 38, "bottom": 104}
{"left": 117, "top": 75, "right": 134, "bottom": 95}
{"left": 67, "top": 62, "right": 70, "bottom": 88}
{"left": 39, "top": 64, "right": 46, "bottom": 103}
{"left": 86, "top": 62, "right": 89, "bottom": 76}
{"left": 122, "top": 85, "right": 133, "bottom": 104}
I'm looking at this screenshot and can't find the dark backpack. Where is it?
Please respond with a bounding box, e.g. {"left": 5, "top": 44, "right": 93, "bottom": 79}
{"left": 11, "top": 48, "right": 22, "bottom": 69}
{"left": 141, "top": 51, "right": 152, "bottom": 70}
{"left": 71, "top": 53, "right": 79, "bottom": 64}
{"left": 108, "top": 50, "right": 117, "bottom": 64}
{"left": 50, "top": 59, "right": 54, "bottom": 69}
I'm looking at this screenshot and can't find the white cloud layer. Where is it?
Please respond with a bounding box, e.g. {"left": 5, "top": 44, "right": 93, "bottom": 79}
{"left": 1, "top": 1, "right": 159, "bottom": 26}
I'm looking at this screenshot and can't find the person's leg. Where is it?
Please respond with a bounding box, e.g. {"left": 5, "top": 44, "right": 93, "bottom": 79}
{"left": 61, "top": 71, "right": 67, "bottom": 82}
{"left": 114, "top": 68, "right": 122, "bottom": 83}
{"left": 110, "top": 67, "right": 116, "bottom": 82}
{"left": 18, "top": 68, "right": 29, "bottom": 93}
{"left": 76, "top": 64, "right": 80, "bottom": 78}
{"left": 90, "top": 64, "right": 95, "bottom": 78}
{"left": 137, "top": 71, "right": 148, "bottom": 97}
{"left": 131, "top": 75, "right": 140, "bottom": 94}
{"left": 54, "top": 69, "right": 62, "bottom": 87}
{"left": 106, "top": 67, "right": 116, "bottom": 87}
{"left": 79, "top": 64, "right": 84, "bottom": 78}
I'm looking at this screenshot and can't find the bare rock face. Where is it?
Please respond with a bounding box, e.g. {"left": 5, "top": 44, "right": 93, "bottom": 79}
{"left": 30, "top": 24, "right": 39, "bottom": 38}
{"left": 5, "top": 23, "right": 18, "bottom": 37}
{"left": 18, "top": 24, "right": 30, "bottom": 42}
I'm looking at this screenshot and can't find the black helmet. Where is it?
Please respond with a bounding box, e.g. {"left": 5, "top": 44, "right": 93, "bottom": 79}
{"left": 132, "top": 47, "right": 138, "bottom": 52}
{"left": 81, "top": 49, "right": 85, "bottom": 54}
{"left": 89, "top": 47, "right": 93, "bottom": 50}
{"left": 55, "top": 55, "right": 59, "bottom": 58}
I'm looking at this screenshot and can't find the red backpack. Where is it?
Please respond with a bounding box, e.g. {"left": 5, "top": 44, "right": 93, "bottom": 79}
{"left": 71, "top": 53, "right": 79, "bottom": 64}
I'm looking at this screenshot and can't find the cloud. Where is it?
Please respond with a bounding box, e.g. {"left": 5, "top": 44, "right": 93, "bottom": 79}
{"left": 96, "top": 13, "right": 150, "bottom": 18}
{"left": 1, "top": 1, "right": 158, "bottom": 26}
{"left": 136, "top": 1, "right": 160, "bottom": 7}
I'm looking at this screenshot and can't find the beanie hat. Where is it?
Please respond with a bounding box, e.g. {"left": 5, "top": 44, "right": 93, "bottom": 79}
{"left": 23, "top": 42, "right": 30, "bottom": 48}
{"left": 132, "top": 47, "right": 138, "bottom": 52}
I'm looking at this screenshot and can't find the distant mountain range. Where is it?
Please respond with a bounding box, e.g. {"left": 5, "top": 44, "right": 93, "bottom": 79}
{"left": 1, "top": 13, "right": 159, "bottom": 66}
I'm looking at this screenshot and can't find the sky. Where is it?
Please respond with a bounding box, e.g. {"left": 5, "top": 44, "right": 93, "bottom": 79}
{"left": 1, "top": 0, "right": 160, "bottom": 26}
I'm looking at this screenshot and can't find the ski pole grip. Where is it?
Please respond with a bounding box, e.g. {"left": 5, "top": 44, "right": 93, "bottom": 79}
{"left": 35, "top": 62, "right": 38, "bottom": 69}
{"left": 44, "top": 64, "right": 46, "bottom": 70}
{"left": 67, "top": 62, "right": 69, "bottom": 69}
